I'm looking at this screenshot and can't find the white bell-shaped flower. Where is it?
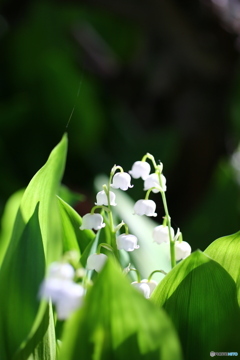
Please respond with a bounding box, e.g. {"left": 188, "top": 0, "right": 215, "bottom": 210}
{"left": 111, "top": 172, "right": 133, "bottom": 191}
{"left": 86, "top": 253, "right": 108, "bottom": 272}
{"left": 80, "top": 213, "right": 105, "bottom": 231}
{"left": 39, "top": 262, "right": 85, "bottom": 320}
{"left": 133, "top": 199, "right": 157, "bottom": 217}
{"left": 131, "top": 281, "right": 151, "bottom": 299}
{"left": 152, "top": 225, "right": 174, "bottom": 244}
{"left": 116, "top": 233, "right": 139, "bottom": 252}
{"left": 140, "top": 279, "right": 158, "bottom": 296}
{"left": 95, "top": 190, "right": 117, "bottom": 206}
{"left": 144, "top": 173, "right": 166, "bottom": 193}
{"left": 175, "top": 241, "right": 191, "bottom": 261}
{"left": 129, "top": 161, "right": 151, "bottom": 180}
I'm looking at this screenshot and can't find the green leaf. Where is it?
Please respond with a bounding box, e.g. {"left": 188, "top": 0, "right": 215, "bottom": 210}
{"left": 0, "top": 135, "right": 67, "bottom": 359}
{"left": 94, "top": 175, "right": 171, "bottom": 281}
{"left": 151, "top": 250, "right": 240, "bottom": 360}
{"left": 0, "top": 204, "right": 46, "bottom": 359}
{"left": 11, "top": 133, "right": 68, "bottom": 264}
{"left": 59, "top": 259, "right": 183, "bottom": 360}
{"left": 57, "top": 196, "right": 94, "bottom": 259}
{"left": 204, "top": 231, "right": 240, "bottom": 305}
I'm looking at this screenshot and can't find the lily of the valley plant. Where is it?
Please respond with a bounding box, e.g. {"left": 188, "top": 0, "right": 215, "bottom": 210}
{"left": 0, "top": 134, "right": 239, "bottom": 360}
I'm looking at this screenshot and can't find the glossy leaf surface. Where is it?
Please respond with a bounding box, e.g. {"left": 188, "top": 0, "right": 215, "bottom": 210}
{"left": 205, "top": 231, "right": 240, "bottom": 304}
{"left": 151, "top": 250, "right": 240, "bottom": 360}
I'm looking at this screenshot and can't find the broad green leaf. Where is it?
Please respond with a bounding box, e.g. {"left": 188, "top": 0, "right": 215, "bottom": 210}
{"left": 8, "top": 134, "right": 68, "bottom": 264}
{"left": 204, "top": 231, "right": 240, "bottom": 305}
{"left": 0, "top": 188, "right": 24, "bottom": 266}
{"left": 57, "top": 196, "right": 94, "bottom": 259}
{"left": 59, "top": 259, "right": 183, "bottom": 360}
{"left": 94, "top": 175, "right": 171, "bottom": 281}
{"left": 151, "top": 250, "right": 240, "bottom": 360}
{"left": 0, "top": 204, "right": 46, "bottom": 359}
{"left": 0, "top": 136, "right": 67, "bottom": 359}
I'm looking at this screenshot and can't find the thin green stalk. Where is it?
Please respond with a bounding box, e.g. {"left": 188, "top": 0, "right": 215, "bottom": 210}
{"left": 158, "top": 175, "right": 176, "bottom": 268}
{"left": 101, "top": 175, "right": 120, "bottom": 260}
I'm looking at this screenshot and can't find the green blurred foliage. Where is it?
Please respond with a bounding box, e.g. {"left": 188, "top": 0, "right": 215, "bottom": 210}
{"left": 1, "top": 0, "right": 240, "bottom": 251}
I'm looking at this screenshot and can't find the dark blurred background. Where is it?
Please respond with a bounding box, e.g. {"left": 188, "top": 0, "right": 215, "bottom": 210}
{"left": 1, "top": 0, "right": 240, "bottom": 250}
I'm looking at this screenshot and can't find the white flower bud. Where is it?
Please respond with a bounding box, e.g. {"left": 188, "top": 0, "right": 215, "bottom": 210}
{"left": 95, "top": 190, "right": 116, "bottom": 206}
{"left": 80, "top": 213, "right": 105, "bottom": 231}
{"left": 116, "top": 233, "right": 139, "bottom": 252}
{"left": 131, "top": 281, "right": 151, "bottom": 299}
{"left": 86, "top": 253, "right": 108, "bottom": 272}
{"left": 133, "top": 199, "right": 157, "bottom": 217}
{"left": 152, "top": 225, "right": 174, "bottom": 244}
{"left": 175, "top": 241, "right": 191, "bottom": 261}
{"left": 129, "top": 161, "right": 151, "bottom": 180}
{"left": 144, "top": 173, "right": 166, "bottom": 193}
{"left": 111, "top": 172, "right": 133, "bottom": 191}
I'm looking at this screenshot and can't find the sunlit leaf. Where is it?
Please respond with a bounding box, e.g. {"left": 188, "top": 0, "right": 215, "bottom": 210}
{"left": 0, "top": 136, "right": 68, "bottom": 359}
{"left": 151, "top": 250, "right": 240, "bottom": 360}
{"left": 59, "top": 258, "right": 183, "bottom": 360}
{"left": 8, "top": 134, "right": 68, "bottom": 264}
{"left": 204, "top": 231, "right": 240, "bottom": 305}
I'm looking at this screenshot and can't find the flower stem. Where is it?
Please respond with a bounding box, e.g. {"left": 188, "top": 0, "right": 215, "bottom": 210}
{"left": 130, "top": 268, "right": 141, "bottom": 283}
{"left": 157, "top": 174, "right": 176, "bottom": 269}
{"left": 103, "top": 182, "right": 119, "bottom": 261}
{"left": 148, "top": 269, "right": 167, "bottom": 281}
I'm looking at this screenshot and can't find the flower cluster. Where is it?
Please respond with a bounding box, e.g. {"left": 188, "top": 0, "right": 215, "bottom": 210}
{"left": 79, "top": 165, "right": 140, "bottom": 263}
{"left": 39, "top": 153, "right": 192, "bottom": 320}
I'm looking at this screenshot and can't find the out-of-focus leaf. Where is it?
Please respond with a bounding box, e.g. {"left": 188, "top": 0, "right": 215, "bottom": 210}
{"left": 0, "top": 204, "right": 46, "bottom": 359}
{"left": 57, "top": 196, "right": 94, "bottom": 259}
{"left": 58, "top": 185, "right": 84, "bottom": 207}
{"left": 0, "top": 188, "right": 24, "bottom": 265}
{"left": 95, "top": 175, "right": 171, "bottom": 281}
{"left": 204, "top": 231, "right": 240, "bottom": 305}
{"left": 59, "top": 258, "right": 183, "bottom": 360}
{"left": 151, "top": 250, "right": 240, "bottom": 360}
{"left": 181, "top": 161, "right": 239, "bottom": 250}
